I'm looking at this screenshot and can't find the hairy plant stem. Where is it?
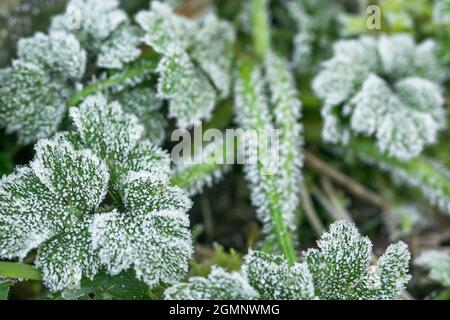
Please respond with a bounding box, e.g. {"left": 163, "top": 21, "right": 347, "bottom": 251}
{"left": 68, "top": 55, "right": 159, "bottom": 107}
{"left": 237, "top": 58, "right": 297, "bottom": 264}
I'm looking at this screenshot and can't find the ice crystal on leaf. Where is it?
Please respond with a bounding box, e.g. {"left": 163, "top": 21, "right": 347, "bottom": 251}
{"left": 97, "top": 23, "right": 142, "bottom": 70}
{"left": 166, "top": 221, "right": 411, "bottom": 300}
{"left": 90, "top": 172, "right": 192, "bottom": 287}
{"left": 51, "top": 0, "right": 140, "bottom": 69}
{"left": 305, "top": 221, "right": 411, "bottom": 300}
{"left": 313, "top": 34, "right": 446, "bottom": 160}
{"left": 191, "top": 14, "right": 236, "bottom": 98}
{"left": 50, "top": 0, "right": 127, "bottom": 49}
{"left": 0, "top": 94, "right": 193, "bottom": 292}
{"left": 18, "top": 31, "right": 87, "bottom": 80}
{"left": 165, "top": 266, "right": 259, "bottom": 300}
{"left": 136, "top": 1, "right": 235, "bottom": 128}
{"left": 0, "top": 60, "right": 69, "bottom": 144}
{"left": 69, "top": 94, "right": 170, "bottom": 191}
{"left": 243, "top": 251, "right": 315, "bottom": 300}
{"left": 157, "top": 47, "right": 217, "bottom": 128}
{"left": 0, "top": 139, "right": 108, "bottom": 291}
{"left": 135, "top": 1, "right": 196, "bottom": 54}
{"left": 286, "top": 0, "right": 338, "bottom": 73}
{"left": 111, "top": 88, "right": 166, "bottom": 144}
{"left": 416, "top": 250, "right": 450, "bottom": 287}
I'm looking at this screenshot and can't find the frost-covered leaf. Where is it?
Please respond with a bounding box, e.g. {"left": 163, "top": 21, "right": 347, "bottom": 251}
{"left": 90, "top": 169, "right": 192, "bottom": 288}
{"left": 243, "top": 251, "right": 315, "bottom": 300}
{"left": 414, "top": 40, "right": 447, "bottom": 82}
{"left": 158, "top": 47, "right": 217, "bottom": 128}
{"left": 0, "top": 60, "right": 69, "bottom": 144}
{"left": 35, "top": 218, "right": 101, "bottom": 292}
{"left": 1, "top": 137, "right": 111, "bottom": 292}
{"left": 348, "top": 75, "right": 445, "bottom": 160}
{"left": 69, "top": 94, "right": 170, "bottom": 190}
{"left": 313, "top": 35, "right": 446, "bottom": 160}
{"left": 135, "top": 1, "right": 196, "bottom": 53}
{"left": 287, "top": 0, "right": 338, "bottom": 73}
{"left": 31, "top": 139, "right": 109, "bottom": 213}
{"left": 191, "top": 14, "right": 236, "bottom": 98}
{"left": 124, "top": 171, "right": 192, "bottom": 214}
{"left": 91, "top": 208, "right": 192, "bottom": 288}
{"left": 97, "top": 23, "right": 142, "bottom": 70}
{"left": 265, "top": 51, "right": 303, "bottom": 232}
{"left": 305, "top": 220, "right": 411, "bottom": 300}
{"left": 70, "top": 94, "right": 144, "bottom": 164}
{"left": 18, "top": 31, "right": 86, "bottom": 80}
{"left": 0, "top": 168, "right": 66, "bottom": 259}
{"left": 121, "top": 140, "right": 171, "bottom": 179}
{"left": 378, "top": 34, "right": 415, "bottom": 78}
{"left": 313, "top": 37, "right": 378, "bottom": 106}
{"left": 416, "top": 250, "right": 450, "bottom": 287}
{"left": 112, "top": 88, "right": 166, "bottom": 144}
{"left": 50, "top": 0, "right": 127, "bottom": 50}
{"left": 165, "top": 266, "right": 259, "bottom": 300}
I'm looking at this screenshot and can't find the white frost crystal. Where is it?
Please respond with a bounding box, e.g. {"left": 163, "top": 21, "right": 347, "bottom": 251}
{"left": 18, "top": 31, "right": 87, "bottom": 80}
{"left": 136, "top": 1, "right": 235, "bottom": 128}
{"left": 69, "top": 94, "right": 171, "bottom": 189}
{"left": 51, "top": 0, "right": 140, "bottom": 69}
{"left": 0, "top": 60, "right": 69, "bottom": 144}
{"left": 305, "top": 220, "right": 411, "bottom": 300}
{"left": 158, "top": 47, "right": 217, "bottom": 128}
{"left": 136, "top": 1, "right": 196, "bottom": 53}
{"left": 91, "top": 172, "right": 192, "bottom": 287}
{"left": 191, "top": 14, "right": 236, "bottom": 98}
{"left": 243, "top": 251, "right": 315, "bottom": 300}
{"left": 165, "top": 266, "right": 259, "bottom": 300}
{"left": 111, "top": 88, "right": 166, "bottom": 144}
{"left": 97, "top": 23, "right": 142, "bottom": 70}
{"left": 166, "top": 221, "right": 411, "bottom": 300}
{"left": 416, "top": 250, "right": 450, "bottom": 287}
{"left": 313, "top": 34, "right": 446, "bottom": 160}
{"left": 0, "top": 94, "right": 193, "bottom": 292}
{"left": 50, "top": 0, "right": 127, "bottom": 47}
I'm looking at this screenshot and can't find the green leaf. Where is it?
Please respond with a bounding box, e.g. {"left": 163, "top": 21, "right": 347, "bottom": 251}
{"left": 60, "top": 270, "right": 150, "bottom": 300}
{"left": 36, "top": 218, "right": 101, "bottom": 292}
{"left": 0, "top": 60, "right": 69, "bottom": 144}
{"left": 165, "top": 266, "right": 259, "bottom": 300}
{"left": 91, "top": 209, "right": 192, "bottom": 288}
{"left": 97, "top": 23, "right": 142, "bottom": 70}
{"left": 70, "top": 94, "right": 144, "bottom": 164}
{"left": 305, "top": 220, "right": 410, "bottom": 300}
{"left": 0, "top": 167, "right": 66, "bottom": 259}
{"left": 157, "top": 47, "right": 217, "bottom": 128}
{"left": 191, "top": 14, "right": 236, "bottom": 98}
{"left": 18, "top": 31, "right": 86, "bottom": 80}
{"left": 243, "top": 251, "right": 314, "bottom": 300}
{"left": 31, "top": 139, "right": 109, "bottom": 213}
{"left": 135, "top": 1, "right": 196, "bottom": 54}
{"left": 112, "top": 88, "right": 166, "bottom": 144}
